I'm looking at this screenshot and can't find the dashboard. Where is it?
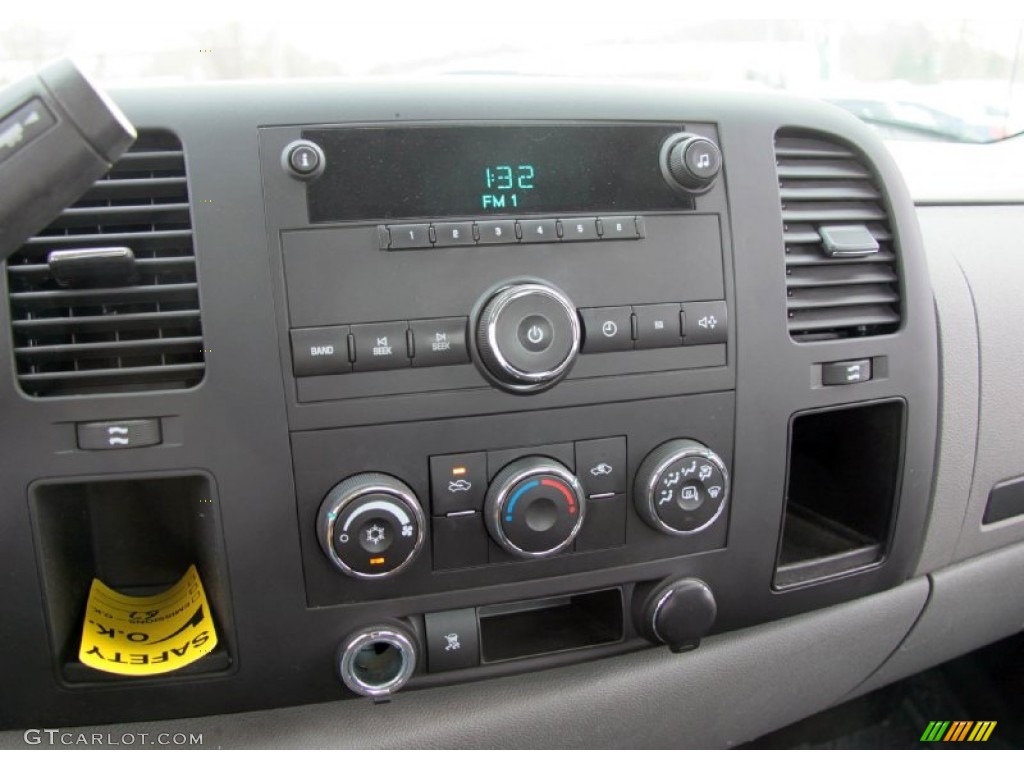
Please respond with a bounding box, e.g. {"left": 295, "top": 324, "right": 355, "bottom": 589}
{"left": 1, "top": 78, "right": 1022, "bottom": 747}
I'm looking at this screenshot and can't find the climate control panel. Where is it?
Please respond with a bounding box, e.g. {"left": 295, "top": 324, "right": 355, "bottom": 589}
{"left": 304, "top": 398, "right": 733, "bottom": 596}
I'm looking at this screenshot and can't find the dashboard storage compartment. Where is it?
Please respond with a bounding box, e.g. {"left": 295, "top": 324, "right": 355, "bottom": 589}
{"left": 774, "top": 401, "right": 904, "bottom": 588}
{"left": 31, "top": 473, "right": 233, "bottom": 682}
{"left": 479, "top": 588, "right": 624, "bottom": 663}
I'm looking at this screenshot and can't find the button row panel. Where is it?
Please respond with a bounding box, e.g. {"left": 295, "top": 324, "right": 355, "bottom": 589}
{"left": 579, "top": 301, "right": 728, "bottom": 354}
{"left": 380, "top": 216, "right": 645, "bottom": 250}
{"left": 291, "top": 317, "right": 469, "bottom": 377}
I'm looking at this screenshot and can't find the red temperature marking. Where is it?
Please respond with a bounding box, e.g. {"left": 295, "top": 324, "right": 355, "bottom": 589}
{"left": 541, "top": 478, "right": 577, "bottom": 514}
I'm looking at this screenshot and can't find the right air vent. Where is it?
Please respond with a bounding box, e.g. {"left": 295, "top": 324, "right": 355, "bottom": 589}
{"left": 775, "top": 130, "right": 901, "bottom": 342}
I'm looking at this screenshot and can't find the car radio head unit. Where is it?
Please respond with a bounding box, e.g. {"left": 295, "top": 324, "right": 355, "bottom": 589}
{"left": 303, "top": 123, "right": 694, "bottom": 223}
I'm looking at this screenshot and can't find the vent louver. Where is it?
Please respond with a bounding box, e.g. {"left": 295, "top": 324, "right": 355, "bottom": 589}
{"left": 5, "top": 131, "right": 205, "bottom": 397}
{"left": 775, "top": 130, "right": 901, "bottom": 341}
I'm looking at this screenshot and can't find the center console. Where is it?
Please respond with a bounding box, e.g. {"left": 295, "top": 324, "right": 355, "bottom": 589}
{"left": 0, "top": 81, "right": 938, "bottom": 726}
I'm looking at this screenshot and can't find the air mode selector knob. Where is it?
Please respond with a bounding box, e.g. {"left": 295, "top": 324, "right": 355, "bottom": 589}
{"left": 475, "top": 282, "right": 581, "bottom": 394}
{"left": 485, "top": 457, "right": 586, "bottom": 558}
{"left": 634, "top": 439, "right": 730, "bottom": 536}
{"left": 317, "top": 473, "right": 426, "bottom": 580}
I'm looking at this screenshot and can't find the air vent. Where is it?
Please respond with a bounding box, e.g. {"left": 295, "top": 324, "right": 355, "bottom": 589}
{"left": 5, "top": 130, "right": 205, "bottom": 397}
{"left": 775, "top": 130, "right": 901, "bottom": 341}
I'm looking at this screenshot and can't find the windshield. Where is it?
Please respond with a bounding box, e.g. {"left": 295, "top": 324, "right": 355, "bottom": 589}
{"left": 2, "top": 11, "right": 1022, "bottom": 143}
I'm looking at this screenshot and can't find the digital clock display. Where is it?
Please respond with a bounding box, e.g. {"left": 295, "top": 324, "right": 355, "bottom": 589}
{"left": 481, "top": 164, "right": 535, "bottom": 210}
{"left": 304, "top": 123, "right": 687, "bottom": 223}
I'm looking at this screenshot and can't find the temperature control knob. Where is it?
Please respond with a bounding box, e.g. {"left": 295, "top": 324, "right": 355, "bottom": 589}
{"left": 475, "top": 281, "right": 581, "bottom": 394}
{"left": 317, "top": 473, "right": 426, "bottom": 580}
{"left": 634, "top": 439, "right": 730, "bottom": 536}
{"left": 485, "top": 457, "right": 586, "bottom": 558}
{"left": 660, "top": 133, "right": 722, "bottom": 194}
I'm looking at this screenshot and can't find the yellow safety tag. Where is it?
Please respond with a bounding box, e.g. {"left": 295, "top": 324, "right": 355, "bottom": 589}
{"left": 78, "top": 564, "right": 218, "bottom": 676}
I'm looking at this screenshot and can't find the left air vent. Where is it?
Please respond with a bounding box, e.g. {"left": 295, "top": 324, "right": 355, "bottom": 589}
{"left": 5, "top": 130, "right": 205, "bottom": 397}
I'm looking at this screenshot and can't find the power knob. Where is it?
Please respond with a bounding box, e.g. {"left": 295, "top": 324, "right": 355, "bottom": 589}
{"left": 660, "top": 133, "right": 722, "bottom": 194}
{"left": 316, "top": 473, "right": 426, "bottom": 580}
{"left": 475, "top": 281, "right": 581, "bottom": 394}
{"left": 634, "top": 439, "right": 730, "bottom": 536}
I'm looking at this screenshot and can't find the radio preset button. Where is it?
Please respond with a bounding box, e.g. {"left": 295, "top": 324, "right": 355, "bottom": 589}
{"left": 580, "top": 306, "right": 633, "bottom": 353}
{"left": 634, "top": 303, "right": 683, "bottom": 349}
{"left": 291, "top": 326, "right": 352, "bottom": 376}
{"left": 476, "top": 219, "right": 517, "bottom": 244}
{"left": 433, "top": 221, "right": 475, "bottom": 248}
{"left": 517, "top": 219, "right": 559, "bottom": 243}
{"left": 352, "top": 321, "right": 410, "bottom": 372}
{"left": 388, "top": 223, "right": 433, "bottom": 249}
{"left": 410, "top": 317, "right": 469, "bottom": 368}
{"left": 559, "top": 218, "right": 599, "bottom": 241}
{"left": 598, "top": 216, "right": 640, "bottom": 239}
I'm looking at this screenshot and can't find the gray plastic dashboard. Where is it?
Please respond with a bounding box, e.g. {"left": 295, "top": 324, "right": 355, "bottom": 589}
{"left": 1, "top": 78, "right": 1023, "bottom": 747}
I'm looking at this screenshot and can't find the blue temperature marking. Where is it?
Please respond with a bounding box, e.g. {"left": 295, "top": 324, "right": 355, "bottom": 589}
{"left": 507, "top": 480, "right": 539, "bottom": 518}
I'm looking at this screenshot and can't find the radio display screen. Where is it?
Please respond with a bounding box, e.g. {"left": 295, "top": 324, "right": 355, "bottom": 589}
{"left": 303, "top": 123, "right": 688, "bottom": 223}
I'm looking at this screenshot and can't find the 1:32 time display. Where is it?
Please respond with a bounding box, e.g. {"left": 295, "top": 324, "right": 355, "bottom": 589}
{"left": 481, "top": 164, "right": 535, "bottom": 210}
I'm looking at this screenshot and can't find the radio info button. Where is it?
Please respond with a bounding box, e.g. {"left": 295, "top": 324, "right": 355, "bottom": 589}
{"left": 352, "top": 321, "right": 410, "bottom": 372}
{"left": 290, "top": 326, "right": 352, "bottom": 376}
{"left": 410, "top": 317, "right": 470, "bottom": 368}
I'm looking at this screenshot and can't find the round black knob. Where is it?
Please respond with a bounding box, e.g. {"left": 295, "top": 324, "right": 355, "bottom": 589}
{"left": 316, "top": 473, "right": 425, "bottom": 579}
{"left": 634, "top": 439, "right": 730, "bottom": 536}
{"left": 636, "top": 577, "right": 717, "bottom": 652}
{"left": 660, "top": 133, "right": 722, "bottom": 194}
{"left": 282, "top": 139, "right": 325, "bottom": 180}
{"left": 485, "top": 457, "right": 586, "bottom": 558}
{"left": 475, "top": 282, "right": 580, "bottom": 394}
